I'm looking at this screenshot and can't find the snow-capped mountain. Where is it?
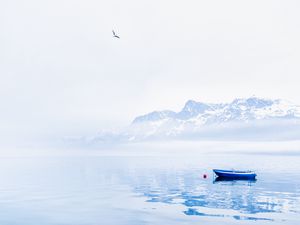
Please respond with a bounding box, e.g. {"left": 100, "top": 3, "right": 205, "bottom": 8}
{"left": 133, "top": 97, "right": 300, "bottom": 124}
{"left": 69, "top": 97, "right": 300, "bottom": 146}
{"left": 127, "top": 97, "right": 300, "bottom": 141}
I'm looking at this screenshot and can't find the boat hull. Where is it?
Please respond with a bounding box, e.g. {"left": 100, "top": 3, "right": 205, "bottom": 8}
{"left": 213, "top": 169, "right": 256, "bottom": 180}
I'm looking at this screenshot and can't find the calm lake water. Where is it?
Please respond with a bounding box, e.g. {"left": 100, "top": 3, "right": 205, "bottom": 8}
{"left": 0, "top": 147, "right": 299, "bottom": 225}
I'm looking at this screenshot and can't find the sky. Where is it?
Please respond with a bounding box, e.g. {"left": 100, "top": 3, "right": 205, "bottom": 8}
{"left": 1, "top": 0, "right": 300, "bottom": 144}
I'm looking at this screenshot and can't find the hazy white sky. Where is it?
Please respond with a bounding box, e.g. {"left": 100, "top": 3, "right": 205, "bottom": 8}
{"left": 1, "top": 0, "right": 300, "bottom": 142}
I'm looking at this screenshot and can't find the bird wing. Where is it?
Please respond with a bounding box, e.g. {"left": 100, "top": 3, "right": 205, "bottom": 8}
{"left": 112, "top": 30, "right": 116, "bottom": 36}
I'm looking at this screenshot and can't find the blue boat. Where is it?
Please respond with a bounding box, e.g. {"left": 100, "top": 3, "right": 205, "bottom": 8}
{"left": 213, "top": 169, "right": 257, "bottom": 180}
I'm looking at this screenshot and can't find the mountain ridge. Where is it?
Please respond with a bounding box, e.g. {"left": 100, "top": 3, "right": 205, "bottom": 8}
{"left": 132, "top": 97, "right": 300, "bottom": 125}
{"left": 66, "top": 97, "right": 300, "bottom": 145}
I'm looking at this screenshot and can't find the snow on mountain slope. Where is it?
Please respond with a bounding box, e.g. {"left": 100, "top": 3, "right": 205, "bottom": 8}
{"left": 128, "top": 97, "right": 300, "bottom": 140}
{"left": 73, "top": 97, "right": 300, "bottom": 145}
{"left": 133, "top": 97, "right": 300, "bottom": 124}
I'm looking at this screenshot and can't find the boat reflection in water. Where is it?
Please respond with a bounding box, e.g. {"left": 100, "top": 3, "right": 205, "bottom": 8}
{"left": 213, "top": 176, "right": 257, "bottom": 185}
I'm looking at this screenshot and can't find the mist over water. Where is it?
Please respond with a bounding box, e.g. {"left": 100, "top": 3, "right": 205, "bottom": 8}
{"left": 0, "top": 145, "right": 299, "bottom": 225}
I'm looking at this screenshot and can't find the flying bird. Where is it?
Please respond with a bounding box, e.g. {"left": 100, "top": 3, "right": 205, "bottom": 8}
{"left": 112, "top": 30, "right": 120, "bottom": 38}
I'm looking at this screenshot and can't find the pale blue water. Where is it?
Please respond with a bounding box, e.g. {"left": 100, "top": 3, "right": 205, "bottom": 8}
{"left": 0, "top": 149, "right": 299, "bottom": 225}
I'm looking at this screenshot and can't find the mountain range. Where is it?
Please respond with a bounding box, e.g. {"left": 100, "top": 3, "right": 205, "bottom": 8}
{"left": 67, "top": 97, "right": 300, "bottom": 145}
{"left": 126, "top": 97, "right": 300, "bottom": 141}
{"left": 133, "top": 97, "right": 300, "bottom": 124}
